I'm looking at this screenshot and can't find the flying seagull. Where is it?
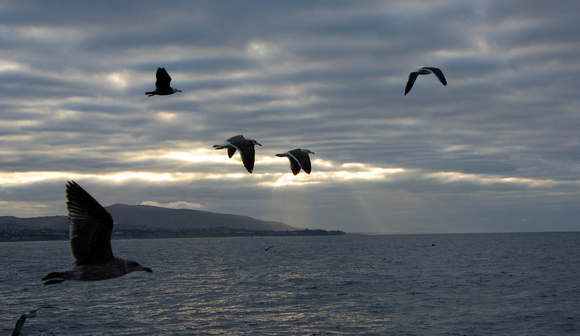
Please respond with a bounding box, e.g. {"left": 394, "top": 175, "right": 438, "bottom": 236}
{"left": 404, "top": 67, "right": 447, "bottom": 95}
{"left": 276, "top": 148, "right": 315, "bottom": 175}
{"left": 12, "top": 306, "right": 68, "bottom": 336}
{"left": 213, "top": 135, "right": 262, "bottom": 173}
{"left": 145, "top": 67, "right": 182, "bottom": 96}
{"left": 42, "top": 181, "right": 152, "bottom": 285}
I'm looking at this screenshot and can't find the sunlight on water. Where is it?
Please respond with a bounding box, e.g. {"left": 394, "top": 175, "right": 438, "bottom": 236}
{"left": 1, "top": 233, "right": 579, "bottom": 335}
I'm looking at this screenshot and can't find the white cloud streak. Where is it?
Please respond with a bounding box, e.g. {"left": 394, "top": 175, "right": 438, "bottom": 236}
{"left": 1, "top": 1, "right": 580, "bottom": 233}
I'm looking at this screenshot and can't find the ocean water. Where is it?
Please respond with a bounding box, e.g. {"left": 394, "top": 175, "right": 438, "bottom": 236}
{"left": 1, "top": 232, "right": 579, "bottom": 335}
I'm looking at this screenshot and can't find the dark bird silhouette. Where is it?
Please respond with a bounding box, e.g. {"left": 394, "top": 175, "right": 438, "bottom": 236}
{"left": 12, "top": 306, "right": 68, "bottom": 336}
{"left": 213, "top": 135, "right": 262, "bottom": 173}
{"left": 263, "top": 245, "right": 274, "bottom": 251}
{"left": 404, "top": 67, "right": 447, "bottom": 95}
{"left": 42, "top": 181, "right": 152, "bottom": 285}
{"left": 276, "top": 148, "right": 315, "bottom": 175}
{"left": 145, "top": 67, "right": 182, "bottom": 96}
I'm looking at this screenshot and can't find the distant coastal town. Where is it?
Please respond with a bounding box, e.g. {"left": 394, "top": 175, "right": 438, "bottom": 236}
{"left": 0, "top": 225, "right": 346, "bottom": 242}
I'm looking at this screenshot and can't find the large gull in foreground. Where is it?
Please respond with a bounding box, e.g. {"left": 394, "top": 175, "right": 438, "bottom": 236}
{"left": 145, "top": 67, "right": 182, "bottom": 96}
{"left": 213, "top": 135, "right": 262, "bottom": 173}
{"left": 404, "top": 67, "right": 447, "bottom": 95}
{"left": 42, "top": 181, "right": 152, "bottom": 285}
{"left": 12, "top": 306, "right": 68, "bottom": 336}
{"left": 276, "top": 148, "right": 315, "bottom": 175}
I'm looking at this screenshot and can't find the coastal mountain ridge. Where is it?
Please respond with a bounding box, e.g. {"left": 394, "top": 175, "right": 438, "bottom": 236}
{"left": 0, "top": 203, "right": 297, "bottom": 231}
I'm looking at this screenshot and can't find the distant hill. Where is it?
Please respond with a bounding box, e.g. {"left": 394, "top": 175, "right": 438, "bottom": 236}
{"left": 0, "top": 203, "right": 297, "bottom": 231}
{"left": 0, "top": 216, "right": 68, "bottom": 229}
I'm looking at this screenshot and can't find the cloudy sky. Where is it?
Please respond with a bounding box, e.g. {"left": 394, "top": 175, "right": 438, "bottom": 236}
{"left": 1, "top": 0, "right": 579, "bottom": 233}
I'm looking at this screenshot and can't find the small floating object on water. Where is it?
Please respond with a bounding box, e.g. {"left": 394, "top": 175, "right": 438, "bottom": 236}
{"left": 42, "top": 181, "right": 152, "bottom": 285}
{"left": 404, "top": 67, "right": 447, "bottom": 95}
{"left": 12, "top": 306, "right": 68, "bottom": 336}
{"left": 276, "top": 148, "right": 315, "bottom": 175}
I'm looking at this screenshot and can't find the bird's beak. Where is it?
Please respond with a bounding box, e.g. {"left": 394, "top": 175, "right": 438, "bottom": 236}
{"left": 256, "top": 142, "right": 262, "bottom": 146}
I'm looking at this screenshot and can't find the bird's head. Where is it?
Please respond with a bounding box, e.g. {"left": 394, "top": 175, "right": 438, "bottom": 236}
{"left": 247, "top": 138, "right": 261, "bottom": 146}
{"left": 303, "top": 149, "right": 315, "bottom": 154}
{"left": 174, "top": 89, "right": 182, "bottom": 93}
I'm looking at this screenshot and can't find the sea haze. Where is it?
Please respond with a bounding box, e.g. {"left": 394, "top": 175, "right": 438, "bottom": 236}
{"left": 1, "top": 232, "right": 579, "bottom": 335}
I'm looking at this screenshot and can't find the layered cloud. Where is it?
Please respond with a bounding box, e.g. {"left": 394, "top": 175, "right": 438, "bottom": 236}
{"left": 1, "top": 1, "right": 579, "bottom": 232}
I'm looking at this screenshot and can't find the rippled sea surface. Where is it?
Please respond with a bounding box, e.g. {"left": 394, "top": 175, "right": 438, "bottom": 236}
{"left": 1, "top": 232, "right": 579, "bottom": 335}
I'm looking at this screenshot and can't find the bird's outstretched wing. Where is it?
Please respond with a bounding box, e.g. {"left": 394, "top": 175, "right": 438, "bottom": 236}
{"left": 424, "top": 67, "right": 447, "bottom": 86}
{"left": 285, "top": 150, "right": 305, "bottom": 175}
{"left": 12, "top": 307, "right": 68, "bottom": 336}
{"left": 225, "top": 135, "right": 244, "bottom": 158}
{"left": 292, "top": 150, "right": 312, "bottom": 174}
{"left": 288, "top": 157, "right": 301, "bottom": 175}
{"left": 238, "top": 144, "right": 256, "bottom": 173}
{"left": 12, "top": 314, "right": 26, "bottom": 336}
{"left": 227, "top": 147, "right": 237, "bottom": 158}
{"left": 229, "top": 136, "right": 257, "bottom": 173}
{"left": 66, "top": 181, "right": 115, "bottom": 265}
{"left": 404, "top": 72, "right": 419, "bottom": 95}
{"left": 155, "top": 67, "right": 172, "bottom": 90}
{"left": 226, "top": 135, "right": 244, "bottom": 143}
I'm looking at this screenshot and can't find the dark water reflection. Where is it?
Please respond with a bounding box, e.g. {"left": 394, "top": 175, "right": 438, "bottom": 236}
{"left": 1, "top": 233, "right": 579, "bottom": 335}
